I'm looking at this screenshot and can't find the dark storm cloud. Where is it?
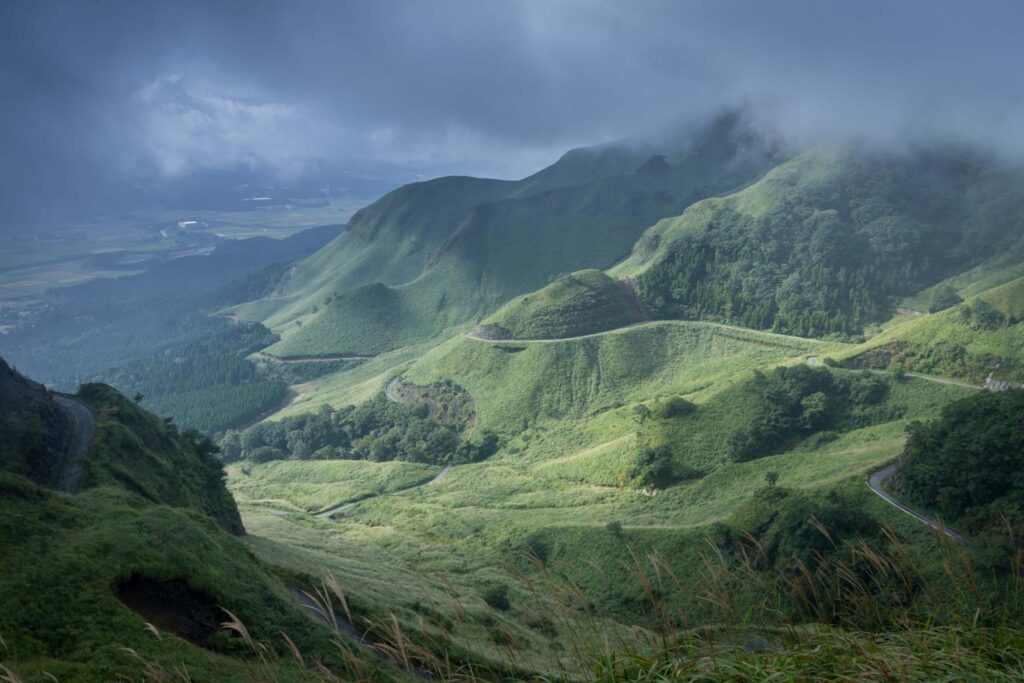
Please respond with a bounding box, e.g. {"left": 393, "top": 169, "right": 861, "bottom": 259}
{"left": 2, "top": 0, "right": 1023, "bottom": 228}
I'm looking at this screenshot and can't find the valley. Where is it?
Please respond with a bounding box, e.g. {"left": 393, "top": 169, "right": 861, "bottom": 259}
{"left": 8, "top": 4, "right": 1024, "bottom": 680}
{"left": 3, "top": 112, "right": 1024, "bottom": 681}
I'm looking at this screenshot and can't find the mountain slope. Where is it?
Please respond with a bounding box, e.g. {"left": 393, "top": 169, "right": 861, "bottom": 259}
{"left": 0, "top": 360, "right": 383, "bottom": 680}
{"left": 245, "top": 112, "right": 783, "bottom": 356}
{"left": 614, "top": 145, "right": 1024, "bottom": 337}
{"left": 0, "top": 358, "right": 73, "bottom": 487}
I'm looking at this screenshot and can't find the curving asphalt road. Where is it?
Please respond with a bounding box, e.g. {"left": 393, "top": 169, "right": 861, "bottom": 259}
{"left": 314, "top": 464, "right": 451, "bottom": 519}
{"left": 384, "top": 378, "right": 402, "bottom": 403}
{"left": 804, "top": 356, "right": 984, "bottom": 391}
{"left": 867, "top": 463, "right": 970, "bottom": 545}
{"left": 466, "top": 319, "right": 825, "bottom": 345}
{"left": 53, "top": 395, "right": 95, "bottom": 494}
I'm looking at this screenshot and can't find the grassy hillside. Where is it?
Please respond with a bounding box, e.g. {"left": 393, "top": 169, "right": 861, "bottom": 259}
{"left": 833, "top": 280, "right": 1024, "bottom": 384}
{"left": 0, "top": 368, "right": 392, "bottom": 681}
{"left": 213, "top": 134, "right": 1024, "bottom": 678}
{"left": 227, "top": 459, "right": 437, "bottom": 512}
{"left": 403, "top": 320, "right": 825, "bottom": 433}
{"left": 615, "top": 145, "right": 1024, "bottom": 337}
{"left": 479, "top": 269, "right": 641, "bottom": 340}
{"left": 76, "top": 382, "right": 244, "bottom": 533}
{"left": 217, "top": 275, "right": 1020, "bottom": 679}
{"left": 239, "top": 112, "right": 782, "bottom": 356}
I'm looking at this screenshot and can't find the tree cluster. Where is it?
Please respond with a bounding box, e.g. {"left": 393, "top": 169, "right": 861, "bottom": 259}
{"left": 220, "top": 394, "right": 498, "bottom": 466}
{"left": 728, "top": 365, "right": 894, "bottom": 461}
{"left": 898, "top": 389, "right": 1024, "bottom": 535}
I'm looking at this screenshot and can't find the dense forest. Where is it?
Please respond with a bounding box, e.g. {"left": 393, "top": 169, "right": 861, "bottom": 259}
{"left": 636, "top": 149, "right": 1024, "bottom": 338}
{"left": 898, "top": 389, "right": 1024, "bottom": 535}
{"left": 0, "top": 226, "right": 339, "bottom": 399}
{"left": 99, "top": 324, "right": 288, "bottom": 433}
{"left": 221, "top": 394, "right": 498, "bottom": 466}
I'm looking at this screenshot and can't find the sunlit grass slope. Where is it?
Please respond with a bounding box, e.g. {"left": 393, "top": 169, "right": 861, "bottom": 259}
{"left": 227, "top": 459, "right": 436, "bottom": 512}
{"left": 480, "top": 269, "right": 640, "bottom": 339}
{"left": 834, "top": 278, "right": 1024, "bottom": 383}
{"left": 232, "top": 371, "right": 975, "bottom": 677}
{"left": 403, "top": 320, "right": 826, "bottom": 433}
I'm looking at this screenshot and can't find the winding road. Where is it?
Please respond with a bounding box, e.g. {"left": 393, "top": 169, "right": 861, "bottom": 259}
{"left": 806, "top": 355, "right": 984, "bottom": 391}
{"left": 867, "top": 463, "right": 970, "bottom": 544}
{"left": 313, "top": 464, "right": 451, "bottom": 519}
{"left": 53, "top": 394, "right": 95, "bottom": 494}
{"left": 465, "top": 319, "right": 825, "bottom": 345}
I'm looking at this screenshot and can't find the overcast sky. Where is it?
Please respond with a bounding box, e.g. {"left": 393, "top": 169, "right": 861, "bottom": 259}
{"left": 2, "top": 0, "right": 1023, "bottom": 229}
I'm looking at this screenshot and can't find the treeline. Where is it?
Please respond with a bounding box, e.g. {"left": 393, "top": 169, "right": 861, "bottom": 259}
{"left": 898, "top": 389, "right": 1024, "bottom": 535}
{"left": 220, "top": 394, "right": 498, "bottom": 466}
{"left": 728, "top": 365, "right": 895, "bottom": 461}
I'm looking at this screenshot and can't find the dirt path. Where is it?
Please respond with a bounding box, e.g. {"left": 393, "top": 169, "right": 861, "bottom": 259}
{"left": 53, "top": 395, "right": 95, "bottom": 493}
{"left": 314, "top": 464, "right": 451, "bottom": 519}
{"left": 867, "top": 463, "right": 970, "bottom": 545}
{"left": 465, "top": 319, "right": 825, "bottom": 346}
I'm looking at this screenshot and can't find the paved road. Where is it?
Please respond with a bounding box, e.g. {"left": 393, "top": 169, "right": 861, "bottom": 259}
{"left": 805, "top": 355, "right": 983, "bottom": 391}
{"left": 867, "top": 463, "right": 970, "bottom": 545}
{"left": 53, "top": 395, "right": 95, "bottom": 494}
{"left": 465, "top": 319, "right": 825, "bottom": 346}
{"left": 314, "top": 464, "right": 451, "bottom": 519}
{"left": 872, "top": 370, "right": 981, "bottom": 390}
{"left": 384, "top": 378, "right": 402, "bottom": 403}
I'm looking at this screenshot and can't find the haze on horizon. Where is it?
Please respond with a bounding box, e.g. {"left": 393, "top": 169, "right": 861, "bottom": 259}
{"left": 2, "top": 0, "right": 1023, "bottom": 231}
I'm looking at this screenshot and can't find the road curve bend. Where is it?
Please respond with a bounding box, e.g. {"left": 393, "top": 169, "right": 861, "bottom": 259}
{"left": 867, "top": 463, "right": 970, "bottom": 545}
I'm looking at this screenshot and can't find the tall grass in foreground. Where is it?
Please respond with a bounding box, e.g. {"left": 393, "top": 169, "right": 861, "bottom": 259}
{"left": 7, "top": 524, "right": 1024, "bottom": 682}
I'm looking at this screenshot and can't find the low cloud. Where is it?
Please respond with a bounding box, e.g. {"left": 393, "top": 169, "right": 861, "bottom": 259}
{"left": 1, "top": 0, "right": 1023, "bottom": 229}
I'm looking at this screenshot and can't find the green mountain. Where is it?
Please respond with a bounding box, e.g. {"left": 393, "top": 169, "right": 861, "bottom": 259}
{"left": 615, "top": 145, "right": 1024, "bottom": 337}
{"left": 195, "top": 119, "right": 1024, "bottom": 680}
{"left": 11, "top": 110, "right": 1024, "bottom": 680}
{"left": 233, "top": 111, "right": 783, "bottom": 356}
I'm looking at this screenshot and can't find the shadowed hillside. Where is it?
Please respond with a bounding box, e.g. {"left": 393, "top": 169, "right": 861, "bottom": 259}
{"left": 235, "top": 111, "right": 783, "bottom": 356}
